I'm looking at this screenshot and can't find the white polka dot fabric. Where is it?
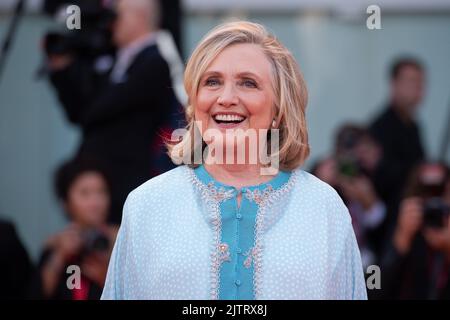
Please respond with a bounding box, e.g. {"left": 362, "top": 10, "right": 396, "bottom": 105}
{"left": 101, "top": 165, "right": 367, "bottom": 300}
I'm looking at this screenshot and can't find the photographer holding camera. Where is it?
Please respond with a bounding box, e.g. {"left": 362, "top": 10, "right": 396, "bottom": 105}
{"left": 312, "top": 125, "right": 387, "bottom": 271}
{"left": 379, "top": 162, "right": 450, "bottom": 299}
{"left": 29, "top": 156, "right": 118, "bottom": 299}
{"left": 44, "top": 0, "right": 183, "bottom": 224}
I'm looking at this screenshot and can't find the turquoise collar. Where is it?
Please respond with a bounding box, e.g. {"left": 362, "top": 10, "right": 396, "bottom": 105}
{"left": 193, "top": 164, "right": 291, "bottom": 192}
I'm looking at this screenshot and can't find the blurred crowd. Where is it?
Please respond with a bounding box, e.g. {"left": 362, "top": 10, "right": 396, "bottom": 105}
{"left": 312, "top": 58, "right": 450, "bottom": 299}
{"left": 0, "top": 0, "right": 449, "bottom": 300}
{"left": 1, "top": 0, "right": 184, "bottom": 300}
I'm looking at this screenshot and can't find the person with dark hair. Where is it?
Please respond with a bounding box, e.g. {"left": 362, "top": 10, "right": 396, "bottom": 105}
{"left": 390, "top": 58, "right": 424, "bottom": 81}
{"left": 29, "top": 157, "right": 118, "bottom": 300}
{"left": 369, "top": 56, "right": 426, "bottom": 231}
{"left": 0, "top": 219, "right": 33, "bottom": 299}
{"left": 378, "top": 162, "right": 450, "bottom": 299}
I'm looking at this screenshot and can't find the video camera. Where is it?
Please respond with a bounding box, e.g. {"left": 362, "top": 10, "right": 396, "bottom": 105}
{"left": 335, "top": 125, "right": 369, "bottom": 178}
{"left": 423, "top": 197, "right": 450, "bottom": 228}
{"left": 80, "top": 228, "right": 110, "bottom": 257}
{"left": 414, "top": 163, "right": 450, "bottom": 228}
{"left": 42, "top": 0, "right": 117, "bottom": 59}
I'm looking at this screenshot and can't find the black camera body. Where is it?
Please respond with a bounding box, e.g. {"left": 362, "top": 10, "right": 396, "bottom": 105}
{"left": 337, "top": 155, "right": 364, "bottom": 178}
{"left": 80, "top": 229, "right": 110, "bottom": 257}
{"left": 43, "top": 0, "right": 117, "bottom": 59}
{"left": 423, "top": 197, "right": 450, "bottom": 228}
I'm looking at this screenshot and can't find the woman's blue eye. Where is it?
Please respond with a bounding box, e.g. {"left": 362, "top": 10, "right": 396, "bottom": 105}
{"left": 241, "top": 79, "right": 257, "bottom": 88}
{"left": 205, "top": 78, "right": 220, "bottom": 86}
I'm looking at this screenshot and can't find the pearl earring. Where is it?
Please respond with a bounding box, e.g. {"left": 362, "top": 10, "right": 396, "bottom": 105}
{"left": 272, "top": 120, "right": 276, "bottom": 128}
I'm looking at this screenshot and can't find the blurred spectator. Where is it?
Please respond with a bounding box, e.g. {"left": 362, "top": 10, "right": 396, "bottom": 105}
{"left": 379, "top": 162, "right": 450, "bottom": 299}
{"left": 369, "top": 57, "right": 426, "bottom": 224}
{"left": 46, "top": 0, "right": 184, "bottom": 224}
{"left": 312, "top": 124, "right": 386, "bottom": 270}
{"left": 29, "top": 157, "right": 118, "bottom": 300}
{"left": 0, "top": 219, "right": 33, "bottom": 299}
{"left": 335, "top": 125, "right": 386, "bottom": 268}
{"left": 311, "top": 157, "right": 339, "bottom": 190}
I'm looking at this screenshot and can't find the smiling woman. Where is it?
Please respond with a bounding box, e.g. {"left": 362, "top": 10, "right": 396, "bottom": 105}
{"left": 194, "top": 43, "right": 276, "bottom": 172}
{"left": 196, "top": 43, "right": 274, "bottom": 133}
{"left": 168, "top": 22, "right": 310, "bottom": 178}
{"left": 101, "top": 21, "right": 368, "bottom": 300}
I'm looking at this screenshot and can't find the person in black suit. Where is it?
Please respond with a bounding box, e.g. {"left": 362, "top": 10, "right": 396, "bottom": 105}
{"left": 369, "top": 57, "right": 426, "bottom": 232}
{"left": 0, "top": 219, "right": 33, "bottom": 299}
{"left": 47, "top": 0, "right": 184, "bottom": 224}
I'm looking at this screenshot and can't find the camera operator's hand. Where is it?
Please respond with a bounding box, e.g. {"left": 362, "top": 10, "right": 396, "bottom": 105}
{"left": 47, "top": 54, "right": 74, "bottom": 72}
{"left": 99, "top": 224, "right": 120, "bottom": 247}
{"left": 339, "top": 175, "right": 379, "bottom": 211}
{"left": 314, "top": 158, "right": 338, "bottom": 187}
{"left": 355, "top": 140, "right": 382, "bottom": 173}
{"left": 394, "top": 197, "right": 424, "bottom": 254}
{"left": 46, "top": 224, "right": 84, "bottom": 261}
{"left": 80, "top": 225, "right": 118, "bottom": 287}
{"left": 81, "top": 251, "right": 110, "bottom": 287}
{"left": 41, "top": 224, "right": 83, "bottom": 297}
{"left": 423, "top": 217, "right": 450, "bottom": 257}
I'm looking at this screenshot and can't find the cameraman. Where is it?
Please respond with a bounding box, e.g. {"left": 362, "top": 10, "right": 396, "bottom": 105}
{"left": 30, "top": 157, "right": 117, "bottom": 299}
{"left": 46, "top": 0, "right": 182, "bottom": 224}
{"left": 379, "top": 162, "right": 450, "bottom": 299}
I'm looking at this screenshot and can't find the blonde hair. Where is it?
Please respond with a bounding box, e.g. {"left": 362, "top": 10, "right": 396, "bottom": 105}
{"left": 167, "top": 20, "right": 309, "bottom": 171}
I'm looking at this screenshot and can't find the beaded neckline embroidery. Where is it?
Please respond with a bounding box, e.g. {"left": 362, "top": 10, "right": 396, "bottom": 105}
{"left": 186, "top": 166, "right": 298, "bottom": 299}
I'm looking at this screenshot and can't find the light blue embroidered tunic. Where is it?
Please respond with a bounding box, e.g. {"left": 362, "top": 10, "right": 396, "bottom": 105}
{"left": 193, "top": 165, "right": 291, "bottom": 300}
{"left": 101, "top": 165, "right": 367, "bottom": 300}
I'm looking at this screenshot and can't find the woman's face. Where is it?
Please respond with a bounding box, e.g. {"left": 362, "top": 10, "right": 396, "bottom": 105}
{"left": 194, "top": 43, "right": 276, "bottom": 161}
{"left": 65, "top": 172, "right": 110, "bottom": 227}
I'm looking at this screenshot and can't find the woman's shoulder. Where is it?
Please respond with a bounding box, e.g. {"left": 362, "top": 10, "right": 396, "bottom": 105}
{"left": 292, "top": 168, "right": 339, "bottom": 197}
{"left": 291, "top": 168, "right": 351, "bottom": 223}
{"left": 126, "top": 165, "right": 190, "bottom": 202}
{"left": 119, "top": 166, "right": 194, "bottom": 223}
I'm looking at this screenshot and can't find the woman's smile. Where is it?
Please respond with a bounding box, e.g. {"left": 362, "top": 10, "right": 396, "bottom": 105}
{"left": 211, "top": 112, "right": 248, "bottom": 130}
